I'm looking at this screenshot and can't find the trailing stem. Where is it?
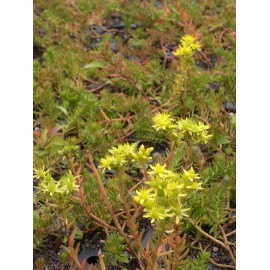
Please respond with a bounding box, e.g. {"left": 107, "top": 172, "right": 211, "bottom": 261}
{"left": 189, "top": 219, "right": 236, "bottom": 266}
{"left": 85, "top": 150, "right": 145, "bottom": 270}
{"left": 198, "top": 242, "right": 235, "bottom": 269}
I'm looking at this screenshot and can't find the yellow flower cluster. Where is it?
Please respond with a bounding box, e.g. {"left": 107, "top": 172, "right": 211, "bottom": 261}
{"left": 153, "top": 112, "right": 212, "bottom": 144}
{"left": 99, "top": 143, "right": 154, "bottom": 172}
{"left": 173, "top": 34, "right": 201, "bottom": 58}
{"left": 177, "top": 118, "right": 212, "bottom": 144}
{"left": 34, "top": 169, "right": 79, "bottom": 197}
{"left": 133, "top": 164, "right": 203, "bottom": 224}
{"left": 152, "top": 112, "right": 175, "bottom": 132}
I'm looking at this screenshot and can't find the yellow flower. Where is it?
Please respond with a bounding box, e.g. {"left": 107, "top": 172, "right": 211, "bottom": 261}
{"left": 153, "top": 112, "right": 174, "bottom": 131}
{"left": 182, "top": 167, "right": 200, "bottom": 181}
{"left": 181, "top": 35, "right": 201, "bottom": 50}
{"left": 186, "top": 182, "right": 203, "bottom": 190}
{"left": 133, "top": 188, "right": 154, "bottom": 206}
{"left": 149, "top": 163, "right": 168, "bottom": 177}
{"left": 39, "top": 180, "right": 63, "bottom": 196}
{"left": 173, "top": 46, "right": 192, "bottom": 57}
{"left": 143, "top": 206, "right": 169, "bottom": 223}
{"left": 173, "top": 34, "right": 201, "bottom": 58}
{"left": 191, "top": 42, "right": 201, "bottom": 51}
{"left": 177, "top": 118, "right": 212, "bottom": 144}
{"left": 60, "top": 171, "right": 80, "bottom": 194}
{"left": 164, "top": 181, "right": 184, "bottom": 198}
{"left": 99, "top": 155, "right": 114, "bottom": 172}
{"left": 34, "top": 167, "right": 50, "bottom": 179}
{"left": 137, "top": 144, "right": 154, "bottom": 162}
{"left": 171, "top": 203, "right": 190, "bottom": 224}
{"left": 181, "top": 34, "right": 196, "bottom": 45}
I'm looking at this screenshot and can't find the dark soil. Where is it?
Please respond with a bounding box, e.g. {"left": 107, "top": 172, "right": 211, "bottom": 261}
{"left": 34, "top": 220, "right": 235, "bottom": 270}
{"left": 33, "top": 45, "right": 45, "bottom": 63}
{"left": 34, "top": 235, "right": 69, "bottom": 270}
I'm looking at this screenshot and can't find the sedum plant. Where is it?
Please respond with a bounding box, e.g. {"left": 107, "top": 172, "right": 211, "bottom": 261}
{"left": 95, "top": 141, "right": 205, "bottom": 269}
{"left": 71, "top": 113, "right": 212, "bottom": 270}
{"left": 94, "top": 137, "right": 207, "bottom": 269}
{"left": 173, "top": 34, "right": 201, "bottom": 117}
{"left": 33, "top": 168, "right": 82, "bottom": 249}
{"left": 37, "top": 114, "right": 234, "bottom": 269}
{"left": 56, "top": 113, "right": 213, "bottom": 269}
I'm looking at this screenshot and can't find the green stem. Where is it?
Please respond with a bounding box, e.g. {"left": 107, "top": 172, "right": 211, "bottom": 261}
{"left": 185, "top": 141, "right": 193, "bottom": 169}
{"left": 183, "top": 70, "right": 188, "bottom": 117}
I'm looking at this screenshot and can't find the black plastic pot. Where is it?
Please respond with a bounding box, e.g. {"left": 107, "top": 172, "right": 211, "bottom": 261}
{"left": 78, "top": 246, "right": 100, "bottom": 270}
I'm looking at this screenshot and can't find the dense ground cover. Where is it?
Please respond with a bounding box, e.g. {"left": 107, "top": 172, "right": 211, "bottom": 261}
{"left": 34, "top": 0, "right": 236, "bottom": 269}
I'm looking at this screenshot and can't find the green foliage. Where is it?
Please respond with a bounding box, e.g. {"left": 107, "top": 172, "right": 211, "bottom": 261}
{"left": 187, "top": 182, "right": 227, "bottom": 235}
{"left": 207, "top": 182, "right": 227, "bottom": 234}
{"left": 59, "top": 251, "right": 69, "bottom": 264}
{"left": 219, "top": 73, "right": 236, "bottom": 103}
{"left": 42, "top": 1, "right": 73, "bottom": 24}
{"left": 34, "top": 86, "right": 60, "bottom": 127}
{"left": 34, "top": 257, "right": 46, "bottom": 270}
{"left": 190, "top": 73, "right": 211, "bottom": 94}
{"left": 202, "top": 153, "right": 236, "bottom": 185}
{"left": 104, "top": 233, "right": 129, "bottom": 266}
{"left": 134, "top": 113, "right": 166, "bottom": 144}
{"left": 168, "top": 144, "right": 188, "bottom": 172}
{"left": 181, "top": 251, "right": 210, "bottom": 270}
{"left": 33, "top": 207, "right": 51, "bottom": 249}
{"left": 33, "top": 127, "right": 68, "bottom": 168}
{"left": 99, "top": 91, "right": 135, "bottom": 117}
{"left": 83, "top": 171, "right": 112, "bottom": 225}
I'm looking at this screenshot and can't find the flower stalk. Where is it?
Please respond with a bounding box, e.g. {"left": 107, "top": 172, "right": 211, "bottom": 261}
{"left": 173, "top": 34, "right": 201, "bottom": 117}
